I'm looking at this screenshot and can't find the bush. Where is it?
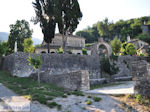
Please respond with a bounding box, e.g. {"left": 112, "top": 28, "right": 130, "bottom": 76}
{"left": 93, "top": 97, "right": 102, "bottom": 102}
{"left": 85, "top": 100, "right": 92, "bottom": 105}
{"left": 101, "top": 57, "right": 119, "bottom": 75}
{"left": 82, "top": 48, "right": 87, "bottom": 55}
{"left": 58, "top": 47, "right": 64, "bottom": 54}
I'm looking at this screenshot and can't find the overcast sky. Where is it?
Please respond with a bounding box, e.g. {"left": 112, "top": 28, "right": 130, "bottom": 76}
{"left": 0, "top": 0, "right": 150, "bottom": 40}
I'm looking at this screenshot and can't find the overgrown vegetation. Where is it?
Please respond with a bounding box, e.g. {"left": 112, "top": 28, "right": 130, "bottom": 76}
{"left": 0, "top": 71, "right": 72, "bottom": 109}
{"left": 115, "top": 94, "right": 150, "bottom": 112}
{"left": 100, "top": 57, "right": 119, "bottom": 76}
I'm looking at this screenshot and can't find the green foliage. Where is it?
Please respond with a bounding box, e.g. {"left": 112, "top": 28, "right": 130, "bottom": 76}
{"left": 0, "top": 71, "right": 68, "bottom": 109}
{"left": 72, "top": 91, "right": 84, "bottom": 96}
{"left": 120, "top": 42, "right": 137, "bottom": 55}
{"left": 76, "top": 16, "right": 150, "bottom": 43}
{"left": 82, "top": 48, "right": 87, "bottom": 55}
{"left": 85, "top": 43, "right": 93, "bottom": 47}
{"left": 76, "top": 25, "right": 99, "bottom": 43}
{"left": 58, "top": 47, "right": 64, "bottom": 54}
{"left": 85, "top": 100, "right": 92, "bottom": 105}
{"left": 23, "top": 38, "right": 34, "bottom": 53}
{"left": 32, "top": 0, "right": 82, "bottom": 53}
{"left": 125, "top": 43, "right": 137, "bottom": 55}
{"left": 0, "top": 41, "right": 8, "bottom": 57}
{"left": 66, "top": 50, "right": 72, "bottom": 54}
{"left": 93, "top": 97, "right": 102, "bottom": 102}
{"left": 110, "top": 38, "right": 122, "bottom": 55}
{"left": 137, "top": 34, "right": 150, "bottom": 44}
{"left": 34, "top": 44, "right": 41, "bottom": 48}
{"left": 8, "top": 20, "right": 32, "bottom": 54}
{"left": 27, "top": 55, "right": 42, "bottom": 69}
{"left": 134, "top": 94, "right": 143, "bottom": 103}
{"left": 101, "top": 57, "right": 119, "bottom": 75}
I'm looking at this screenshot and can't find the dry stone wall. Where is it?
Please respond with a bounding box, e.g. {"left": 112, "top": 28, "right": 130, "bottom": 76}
{"left": 31, "top": 70, "right": 90, "bottom": 91}
{"left": 131, "top": 57, "right": 150, "bottom": 98}
{"left": 2, "top": 52, "right": 101, "bottom": 79}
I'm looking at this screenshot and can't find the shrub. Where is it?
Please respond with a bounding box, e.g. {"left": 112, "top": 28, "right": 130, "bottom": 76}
{"left": 85, "top": 100, "right": 92, "bottom": 105}
{"left": 93, "top": 97, "right": 102, "bottom": 102}
{"left": 47, "top": 102, "right": 58, "bottom": 108}
{"left": 82, "top": 48, "right": 87, "bottom": 55}
{"left": 87, "top": 96, "right": 92, "bottom": 98}
{"left": 58, "top": 47, "right": 64, "bottom": 54}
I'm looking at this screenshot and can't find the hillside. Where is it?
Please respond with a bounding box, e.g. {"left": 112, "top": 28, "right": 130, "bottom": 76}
{"left": 76, "top": 16, "right": 150, "bottom": 43}
{"left": 0, "top": 32, "right": 42, "bottom": 45}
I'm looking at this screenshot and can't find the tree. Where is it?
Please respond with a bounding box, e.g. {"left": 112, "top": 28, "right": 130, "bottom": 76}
{"left": 27, "top": 55, "right": 42, "bottom": 85}
{"left": 8, "top": 20, "right": 33, "bottom": 54}
{"left": 0, "top": 41, "right": 8, "bottom": 57}
{"left": 55, "top": 0, "right": 82, "bottom": 51}
{"left": 110, "top": 38, "right": 122, "bottom": 55}
{"left": 32, "top": 0, "right": 56, "bottom": 53}
{"left": 32, "top": 0, "right": 82, "bottom": 53}
{"left": 97, "top": 18, "right": 111, "bottom": 40}
{"left": 23, "top": 38, "right": 34, "bottom": 53}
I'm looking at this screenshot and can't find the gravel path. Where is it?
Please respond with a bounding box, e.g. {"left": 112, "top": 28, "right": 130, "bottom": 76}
{"left": 0, "top": 83, "right": 133, "bottom": 112}
{"left": 84, "top": 81, "right": 134, "bottom": 95}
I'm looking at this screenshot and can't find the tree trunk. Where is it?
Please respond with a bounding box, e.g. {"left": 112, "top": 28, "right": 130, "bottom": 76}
{"left": 48, "top": 42, "right": 50, "bottom": 53}
{"left": 62, "top": 34, "right": 66, "bottom": 53}
{"left": 37, "top": 70, "right": 40, "bottom": 86}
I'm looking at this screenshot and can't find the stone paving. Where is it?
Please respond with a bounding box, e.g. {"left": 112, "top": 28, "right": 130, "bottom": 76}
{"left": 84, "top": 81, "right": 134, "bottom": 95}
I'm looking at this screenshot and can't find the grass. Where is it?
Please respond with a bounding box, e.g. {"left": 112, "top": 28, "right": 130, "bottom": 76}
{"left": 0, "top": 70, "right": 72, "bottom": 109}
{"left": 90, "top": 82, "right": 124, "bottom": 90}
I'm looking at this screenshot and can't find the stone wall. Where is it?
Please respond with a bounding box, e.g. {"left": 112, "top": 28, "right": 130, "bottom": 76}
{"left": 3, "top": 52, "right": 101, "bottom": 79}
{"left": 112, "top": 55, "right": 133, "bottom": 79}
{"left": 31, "top": 70, "right": 90, "bottom": 91}
{"left": 131, "top": 57, "right": 150, "bottom": 98}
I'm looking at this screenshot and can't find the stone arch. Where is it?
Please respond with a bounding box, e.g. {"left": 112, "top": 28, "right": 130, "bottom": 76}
{"left": 97, "top": 42, "right": 112, "bottom": 57}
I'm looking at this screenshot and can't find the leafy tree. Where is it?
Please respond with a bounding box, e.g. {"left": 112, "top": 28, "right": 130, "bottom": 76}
{"left": 110, "top": 38, "right": 122, "bottom": 55}
{"left": 97, "top": 18, "right": 111, "bottom": 40}
{"left": 8, "top": 20, "right": 33, "bottom": 54}
{"left": 27, "top": 55, "right": 42, "bottom": 85}
{"left": 23, "top": 38, "right": 34, "bottom": 53}
{"left": 0, "top": 41, "right": 8, "bottom": 57}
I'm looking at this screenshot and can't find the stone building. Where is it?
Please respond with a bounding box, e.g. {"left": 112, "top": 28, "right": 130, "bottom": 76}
{"left": 35, "top": 34, "right": 91, "bottom": 55}
{"left": 127, "top": 36, "right": 149, "bottom": 54}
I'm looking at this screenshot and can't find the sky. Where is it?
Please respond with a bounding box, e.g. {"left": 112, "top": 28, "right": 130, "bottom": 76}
{"left": 0, "top": 0, "right": 150, "bottom": 40}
